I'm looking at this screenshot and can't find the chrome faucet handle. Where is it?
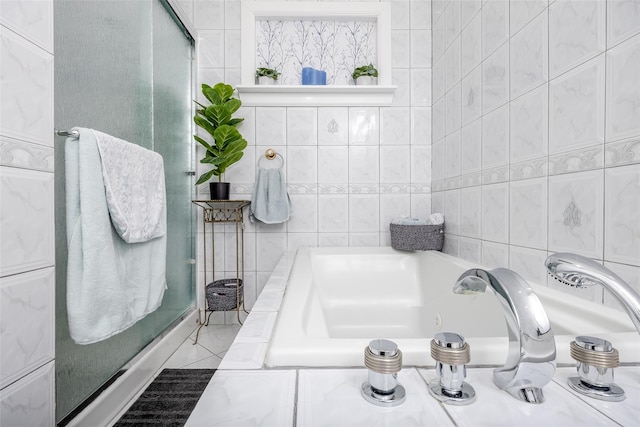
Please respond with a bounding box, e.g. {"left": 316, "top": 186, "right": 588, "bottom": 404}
{"left": 428, "top": 332, "right": 476, "bottom": 405}
{"left": 567, "top": 336, "right": 625, "bottom": 402}
{"left": 361, "top": 339, "right": 406, "bottom": 406}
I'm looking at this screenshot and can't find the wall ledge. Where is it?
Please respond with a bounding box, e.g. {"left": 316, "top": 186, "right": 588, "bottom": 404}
{"left": 236, "top": 85, "right": 396, "bottom": 106}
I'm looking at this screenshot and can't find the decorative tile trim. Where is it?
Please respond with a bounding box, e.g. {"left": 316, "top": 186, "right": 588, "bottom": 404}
{"left": 605, "top": 137, "right": 640, "bottom": 167}
{"left": 348, "top": 184, "right": 380, "bottom": 194}
{"left": 481, "top": 166, "right": 510, "bottom": 184}
{"left": 410, "top": 183, "right": 432, "bottom": 194}
{"left": 287, "top": 184, "right": 318, "bottom": 194}
{"left": 232, "top": 183, "right": 254, "bottom": 194}
{"left": 0, "top": 137, "right": 54, "bottom": 172}
{"left": 444, "top": 177, "right": 462, "bottom": 190}
{"left": 379, "top": 183, "right": 411, "bottom": 194}
{"left": 460, "top": 172, "right": 482, "bottom": 188}
{"left": 510, "top": 157, "right": 548, "bottom": 181}
{"left": 317, "top": 184, "right": 348, "bottom": 194}
{"left": 432, "top": 179, "right": 445, "bottom": 192}
{"left": 198, "top": 183, "right": 430, "bottom": 197}
{"left": 549, "top": 145, "right": 604, "bottom": 176}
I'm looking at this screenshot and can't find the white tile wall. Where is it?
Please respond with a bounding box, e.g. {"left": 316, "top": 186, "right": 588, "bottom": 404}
{"left": 0, "top": 2, "right": 54, "bottom": 425}
{"left": 0, "top": 268, "right": 55, "bottom": 389}
{"left": 0, "top": 27, "right": 53, "bottom": 147}
{"left": 0, "top": 167, "right": 54, "bottom": 276}
{"left": 606, "top": 34, "right": 640, "bottom": 142}
{"left": 0, "top": 362, "right": 55, "bottom": 427}
{"left": 606, "top": 0, "right": 640, "bottom": 48}
{"left": 434, "top": 0, "right": 640, "bottom": 311}
{"left": 187, "top": 0, "right": 433, "bottom": 321}
{"left": 548, "top": 0, "right": 606, "bottom": 79}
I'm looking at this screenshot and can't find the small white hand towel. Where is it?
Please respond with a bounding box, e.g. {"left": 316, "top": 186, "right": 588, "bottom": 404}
{"left": 250, "top": 167, "right": 292, "bottom": 224}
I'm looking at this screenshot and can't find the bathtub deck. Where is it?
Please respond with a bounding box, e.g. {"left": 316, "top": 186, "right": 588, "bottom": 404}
{"left": 186, "top": 250, "right": 640, "bottom": 426}
{"left": 184, "top": 365, "right": 640, "bottom": 426}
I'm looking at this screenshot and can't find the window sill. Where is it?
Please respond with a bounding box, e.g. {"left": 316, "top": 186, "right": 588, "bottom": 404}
{"left": 236, "top": 85, "right": 397, "bottom": 107}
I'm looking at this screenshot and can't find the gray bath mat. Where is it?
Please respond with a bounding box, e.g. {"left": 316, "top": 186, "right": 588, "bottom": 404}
{"left": 113, "top": 369, "right": 215, "bottom": 426}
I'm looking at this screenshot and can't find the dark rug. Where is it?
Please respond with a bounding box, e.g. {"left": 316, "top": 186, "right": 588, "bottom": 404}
{"left": 113, "top": 369, "right": 216, "bottom": 426}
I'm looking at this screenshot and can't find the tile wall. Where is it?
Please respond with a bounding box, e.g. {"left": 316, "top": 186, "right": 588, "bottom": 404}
{"left": 431, "top": 0, "right": 640, "bottom": 306}
{"left": 177, "top": 0, "right": 434, "bottom": 321}
{"left": 0, "top": 1, "right": 56, "bottom": 425}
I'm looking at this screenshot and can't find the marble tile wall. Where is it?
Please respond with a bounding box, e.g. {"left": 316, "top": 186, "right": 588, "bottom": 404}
{"left": 431, "top": 0, "right": 640, "bottom": 307}
{"left": 0, "top": 0, "right": 56, "bottom": 425}
{"left": 177, "top": 0, "right": 433, "bottom": 323}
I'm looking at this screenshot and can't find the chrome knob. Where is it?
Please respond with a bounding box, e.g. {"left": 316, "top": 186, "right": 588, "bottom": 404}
{"left": 428, "top": 332, "right": 476, "bottom": 405}
{"left": 568, "top": 336, "right": 625, "bottom": 402}
{"left": 361, "top": 339, "right": 406, "bottom": 406}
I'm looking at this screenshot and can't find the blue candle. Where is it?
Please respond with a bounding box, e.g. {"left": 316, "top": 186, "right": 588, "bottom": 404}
{"left": 302, "top": 67, "right": 327, "bottom": 85}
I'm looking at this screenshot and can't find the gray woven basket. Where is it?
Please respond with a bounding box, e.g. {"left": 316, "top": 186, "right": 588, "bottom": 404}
{"left": 390, "top": 223, "right": 444, "bottom": 251}
{"left": 206, "top": 278, "right": 243, "bottom": 311}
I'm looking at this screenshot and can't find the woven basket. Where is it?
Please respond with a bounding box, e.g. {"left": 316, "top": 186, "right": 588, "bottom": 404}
{"left": 206, "top": 278, "right": 243, "bottom": 311}
{"left": 390, "top": 223, "right": 444, "bottom": 251}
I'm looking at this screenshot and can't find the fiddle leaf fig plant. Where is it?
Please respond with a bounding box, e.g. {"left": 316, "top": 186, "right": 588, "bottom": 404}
{"left": 194, "top": 83, "right": 248, "bottom": 185}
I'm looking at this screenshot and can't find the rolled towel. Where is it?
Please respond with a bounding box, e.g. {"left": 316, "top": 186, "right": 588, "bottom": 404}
{"left": 427, "top": 213, "right": 445, "bottom": 225}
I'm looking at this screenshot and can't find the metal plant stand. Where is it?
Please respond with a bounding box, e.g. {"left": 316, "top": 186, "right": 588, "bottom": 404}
{"left": 191, "top": 200, "right": 250, "bottom": 344}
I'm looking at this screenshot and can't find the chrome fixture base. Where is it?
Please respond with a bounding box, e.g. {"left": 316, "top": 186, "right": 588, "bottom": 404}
{"left": 361, "top": 382, "right": 406, "bottom": 407}
{"left": 429, "top": 332, "right": 476, "bottom": 405}
{"left": 428, "top": 379, "right": 476, "bottom": 405}
{"left": 566, "top": 336, "right": 625, "bottom": 402}
{"left": 362, "top": 339, "right": 405, "bottom": 407}
{"left": 567, "top": 377, "right": 625, "bottom": 402}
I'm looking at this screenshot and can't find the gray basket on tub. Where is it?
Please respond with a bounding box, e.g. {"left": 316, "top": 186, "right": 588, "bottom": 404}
{"left": 206, "top": 278, "right": 243, "bottom": 311}
{"left": 390, "top": 222, "right": 444, "bottom": 251}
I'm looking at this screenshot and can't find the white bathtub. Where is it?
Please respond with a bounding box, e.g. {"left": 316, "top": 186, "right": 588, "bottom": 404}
{"left": 265, "top": 247, "right": 638, "bottom": 367}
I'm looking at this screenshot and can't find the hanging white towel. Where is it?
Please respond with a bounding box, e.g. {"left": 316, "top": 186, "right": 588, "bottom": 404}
{"left": 250, "top": 167, "right": 292, "bottom": 224}
{"left": 94, "top": 129, "right": 166, "bottom": 243}
{"left": 65, "top": 127, "right": 167, "bottom": 345}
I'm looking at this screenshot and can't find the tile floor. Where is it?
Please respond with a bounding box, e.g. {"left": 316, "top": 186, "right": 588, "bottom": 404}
{"left": 162, "top": 323, "right": 241, "bottom": 370}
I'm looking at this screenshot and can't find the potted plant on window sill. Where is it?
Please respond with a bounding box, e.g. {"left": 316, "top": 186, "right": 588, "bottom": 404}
{"left": 194, "top": 82, "right": 248, "bottom": 200}
{"left": 256, "top": 67, "right": 280, "bottom": 85}
{"left": 352, "top": 64, "right": 378, "bottom": 85}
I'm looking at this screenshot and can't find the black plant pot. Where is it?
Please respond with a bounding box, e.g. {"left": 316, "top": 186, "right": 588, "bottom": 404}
{"left": 209, "top": 182, "right": 230, "bottom": 200}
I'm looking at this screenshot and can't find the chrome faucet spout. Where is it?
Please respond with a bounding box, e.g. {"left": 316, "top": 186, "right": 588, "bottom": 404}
{"left": 454, "top": 268, "right": 556, "bottom": 404}
{"left": 545, "top": 252, "right": 640, "bottom": 335}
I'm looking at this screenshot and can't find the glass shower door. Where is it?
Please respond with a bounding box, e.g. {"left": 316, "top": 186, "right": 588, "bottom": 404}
{"left": 54, "top": 1, "right": 194, "bottom": 421}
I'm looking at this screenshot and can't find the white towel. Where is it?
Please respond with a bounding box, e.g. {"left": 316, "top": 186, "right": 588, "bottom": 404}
{"left": 250, "top": 167, "right": 292, "bottom": 224}
{"left": 427, "top": 213, "right": 445, "bottom": 225}
{"left": 65, "top": 128, "right": 167, "bottom": 345}
{"left": 94, "top": 129, "right": 166, "bottom": 243}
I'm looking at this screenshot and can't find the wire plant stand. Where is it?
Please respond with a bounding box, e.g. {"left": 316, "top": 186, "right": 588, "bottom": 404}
{"left": 191, "top": 200, "right": 250, "bottom": 344}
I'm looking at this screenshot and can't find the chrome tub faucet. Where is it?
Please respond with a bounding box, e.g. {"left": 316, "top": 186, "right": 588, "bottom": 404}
{"left": 454, "top": 268, "right": 556, "bottom": 404}
{"left": 545, "top": 252, "right": 640, "bottom": 335}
